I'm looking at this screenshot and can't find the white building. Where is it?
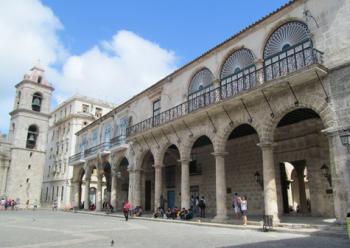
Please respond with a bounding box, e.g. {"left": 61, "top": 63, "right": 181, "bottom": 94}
{"left": 41, "top": 95, "right": 114, "bottom": 209}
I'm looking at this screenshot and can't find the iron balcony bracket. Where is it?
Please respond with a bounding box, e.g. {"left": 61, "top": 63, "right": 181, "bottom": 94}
{"left": 286, "top": 81, "right": 299, "bottom": 106}
{"left": 261, "top": 90, "right": 275, "bottom": 118}
{"left": 241, "top": 98, "right": 253, "bottom": 123}
{"left": 206, "top": 111, "right": 217, "bottom": 133}
{"left": 151, "top": 132, "right": 160, "bottom": 149}
{"left": 315, "top": 71, "right": 329, "bottom": 102}
{"left": 183, "top": 120, "right": 194, "bottom": 138}
{"left": 161, "top": 128, "right": 171, "bottom": 144}
{"left": 142, "top": 135, "right": 151, "bottom": 150}
{"left": 222, "top": 106, "right": 234, "bottom": 127}
{"left": 171, "top": 124, "right": 181, "bottom": 144}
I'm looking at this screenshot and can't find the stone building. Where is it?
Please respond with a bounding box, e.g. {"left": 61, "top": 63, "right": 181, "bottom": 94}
{"left": 41, "top": 95, "right": 114, "bottom": 209}
{"left": 3, "top": 66, "right": 54, "bottom": 207}
{"left": 0, "top": 133, "right": 11, "bottom": 197}
{"left": 69, "top": 0, "right": 350, "bottom": 223}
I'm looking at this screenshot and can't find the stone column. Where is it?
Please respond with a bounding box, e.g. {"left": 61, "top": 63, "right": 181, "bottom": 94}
{"left": 296, "top": 164, "right": 308, "bottom": 213}
{"left": 154, "top": 164, "right": 163, "bottom": 211}
{"left": 179, "top": 159, "right": 190, "bottom": 209}
{"left": 212, "top": 152, "right": 228, "bottom": 221}
{"left": 96, "top": 173, "right": 103, "bottom": 211}
{"left": 128, "top": 168, "right": 134, "bottom": 207}
{"left": 111, "top": 170, "right": 118, "bottom": 210}
{"left": 326, "top": 131, "right": 350, "bottom": 223}
{"left": 72, "top": 180, "right": 80, "bottom": 208}
{"left": 259, "top": 142, "right": 279, "bottom": 224}
{"left": 84, "top": 178, "right": 90, "bottom": 210}
{"left": 133, "top": 169, "right": 142, "bottom": 207}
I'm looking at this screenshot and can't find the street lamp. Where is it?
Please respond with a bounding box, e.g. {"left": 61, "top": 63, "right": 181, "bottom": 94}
{"left": 320, "top": 164, "right": 332, "bottom": 188}
{"left": 254, "top": 171, "right": 263, "bottom": 189}
{"left": 339, "top": 129, "right": 350, "bottom": 152}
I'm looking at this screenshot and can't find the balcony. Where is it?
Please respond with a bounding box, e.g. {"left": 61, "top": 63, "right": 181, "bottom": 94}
{"left": 127, "top": 41, "right": 326, "bottom": 137}
{"left": 69, "top": 135, "right": 127, "bottom": 165}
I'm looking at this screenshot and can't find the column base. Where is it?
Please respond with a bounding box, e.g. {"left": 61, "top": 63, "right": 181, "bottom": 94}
{"left": 213, "top": 215, "right": 229, "bottom": 222}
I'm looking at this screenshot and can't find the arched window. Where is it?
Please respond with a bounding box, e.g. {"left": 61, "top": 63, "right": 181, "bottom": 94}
{"left": 16, "top": 91, "right": 21, "bottom": 108}
{"left": 264, "top": 21, "right": 311, "bottom": 59}
{"left": 188, "top": 68, "right": 214, "bottom": 98}
{"left": 220, "top": 48, "right": 255, "bottom": 79}
{"left": 32, "top": 92, "right": 42, "bottom": 112}
{"left": 26, "top": 125, "right": 38, "bottom": 149}
{"left": 220, "top": 48, "right": 256, "bottom": 97}
{"left": 263, "top": 21, "right": 312, "bottom": 80}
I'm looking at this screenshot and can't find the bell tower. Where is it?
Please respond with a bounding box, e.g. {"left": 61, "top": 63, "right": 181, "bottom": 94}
{"left": 6, "top": 66, "right": 54, "bottom": 207}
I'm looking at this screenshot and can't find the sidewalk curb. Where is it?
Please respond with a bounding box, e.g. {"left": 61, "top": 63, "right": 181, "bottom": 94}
{"left": 73, "top": 210, "right": 348, "bottom": 240}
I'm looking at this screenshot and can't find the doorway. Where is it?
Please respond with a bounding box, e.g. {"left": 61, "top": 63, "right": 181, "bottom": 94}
{"left": 145, "top": 180, "right": 151, "bottom": 211}
{"left": 167, "top": 190, "right": 175, "bottom": 209}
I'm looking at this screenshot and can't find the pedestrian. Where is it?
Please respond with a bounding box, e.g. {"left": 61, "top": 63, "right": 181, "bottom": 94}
{"left": 123, "top": 200, "right": 131, "bottom": 221}
{"left": 195, "top": 196, "right": 200, "bottom": 217}
{"left": 198, "top": 196, "right": 206, "bottom": 218}
{"left": 190, "top": 195, "right": 195, "bottom": 210}
{"left": 241, "top": 196, "right": 248, "bottom": 225}
{"left": 232, "top": 193, "right": 241, "bottom": 219}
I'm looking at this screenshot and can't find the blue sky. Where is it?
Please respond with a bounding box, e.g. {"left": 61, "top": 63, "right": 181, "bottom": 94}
{"left": 42, "top": 0, "right": 289, "bottom": 67}
{"left": 0, "top": 0, "right": 289, "bottom": 134}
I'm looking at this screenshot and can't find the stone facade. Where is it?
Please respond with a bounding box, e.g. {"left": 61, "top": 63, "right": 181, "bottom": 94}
{"left": 41, "top": 95, "right": 114, "bottom": 209}
{"left": 5, "top": 66, "right": 54, "bottom": 208}
{"left": 69, "top": 0, "right": 350, "bottom": 224}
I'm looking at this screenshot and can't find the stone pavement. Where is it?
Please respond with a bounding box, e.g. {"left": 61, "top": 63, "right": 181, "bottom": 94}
{"left": 1, "top": 210, "right": 349, "bottom": 248}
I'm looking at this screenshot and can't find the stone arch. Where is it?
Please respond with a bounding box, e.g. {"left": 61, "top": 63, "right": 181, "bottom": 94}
{"left": 261, "top": 19, "right": 311, "bottom": 59}
{"left": 180, "top": 131, "right": 216, "bottom": 160}
{"left": 134, "top": 148, "right": 156, "bottom": 170}
{"left": 262, "top": 100, "right": 337, "bottom": 142}
{"left": 158, "top": 143, "right": 181, "bottom": 166}
{"left": 215, "top": 121, "right": 262, "bottom": 153}
{"left": 73, "top": 166, "right": 85, "bottom": 182}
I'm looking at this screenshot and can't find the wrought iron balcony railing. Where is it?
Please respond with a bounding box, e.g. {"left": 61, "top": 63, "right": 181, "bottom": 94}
{"left": 68, "top": 151, "right": 84, "bottom": 164}
{"left": 69, "top": 135, "right": 127, "bottom": 164}
{"left": 110, "top": 135, "right": 126, "bottom": 148}
{"left": 127, "top": 41, "right": 323, "bottom": 137}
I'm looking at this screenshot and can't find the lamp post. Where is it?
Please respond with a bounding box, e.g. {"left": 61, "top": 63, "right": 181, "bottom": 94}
{"left": 320, "top": 164, "right": 332, "bottom": 188}
{"left": 254, "top": 171, "right": 264, "bottom": 189}
{"left": 339, "top": 129, "right": 350, "bottom": 152}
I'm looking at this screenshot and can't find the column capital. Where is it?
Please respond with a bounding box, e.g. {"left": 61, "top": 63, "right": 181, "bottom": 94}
{"left": 152, "top": 164, "right": 163, "bottom": 169}
{"left": 211, "top": 151, "right": 228, "bottom": 157}
{"left": 257, "top": 142, "right": 276, "bottom": 149}
{"left": 178, "top": 158, "right": 191, "bottom": 163}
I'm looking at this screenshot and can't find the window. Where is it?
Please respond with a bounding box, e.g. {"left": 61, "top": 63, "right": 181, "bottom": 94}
{"left": 48, "top": 166, "right": 51, "bottom": 176}
{"left": 16, "top": 91, "right": 21, "bottom": 108}
{"left": 95, "top": 107, "right": 102, "bottom": 118}
{"left": 56, "top": 186, "right": 59, "bottom": 197}
{"left": 61, "top": 186, "right": 64, "bottom": 201}
{"left": 153, "top": 99, "right": 161, "bottom": 126}
{"left": 38, "top": 76, "right": 42, "bottom": 84}
{"left": 26, "top": 178, "right": 30, "bottom": 183}
{"left": 28, "top": 165, "right": 31, "bottom": 170}
{"left": 92, "top": 130, "right": 98, "bottom": 146}
{"left": 80, "top": 134, "right": 88, "bottom": 152}
{"left": 52, "top": 187, "right": 54, "bottom": 200}
{"left": 32, "top": 92, "right": 42, "bottom": 112}
{"left": 26, "top": 125, "right": 38, "bottom": 149}
{"left": 82, "top": 104, "right": 89, "bottom": 113}
{"left": 103, "top": 123, "right": 112, "bottom": 142}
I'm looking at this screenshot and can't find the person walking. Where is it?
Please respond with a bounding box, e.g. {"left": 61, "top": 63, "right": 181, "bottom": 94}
{"left": 123, "top": 200, "right": 131, "bottom": 221}
{"left": 241, "top": 196, "right": 248, "bottom": 225}
{"left": 198, "top": 196, "right": 206, "bottom": 218}
{"left": 232, "top": 193, "right": 241, "bottom": 219}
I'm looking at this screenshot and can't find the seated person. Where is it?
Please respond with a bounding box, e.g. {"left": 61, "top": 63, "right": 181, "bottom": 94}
{"left": 153, "top": 207, "right": 162, "bottom": 218}
{"left": 186, "top": 208, "right": 193, "bottom": 220}
{"left": 179, "top": 208, "right": 188, "bottom": 220}
{"left": 166, "top": 208, "right": 172, "bottom": 219}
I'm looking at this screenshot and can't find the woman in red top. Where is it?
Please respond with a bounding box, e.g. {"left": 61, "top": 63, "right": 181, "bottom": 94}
{"left": 123, "top": 200, "right": 131, "bottom": 221}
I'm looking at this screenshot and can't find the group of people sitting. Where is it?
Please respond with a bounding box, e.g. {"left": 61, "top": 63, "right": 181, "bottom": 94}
{"left": 0, "top": 198, "right": 17, "bottom": 210}
{"left": 153, "top": 207, "right": 194, "bottom": 220}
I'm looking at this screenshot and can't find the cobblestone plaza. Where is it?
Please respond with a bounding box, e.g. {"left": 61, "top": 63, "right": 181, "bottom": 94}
{"left": 0, "top": 210, "right": 349, "bottom": 248}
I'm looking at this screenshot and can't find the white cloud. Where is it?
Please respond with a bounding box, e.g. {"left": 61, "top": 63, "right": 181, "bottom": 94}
{"left": 0, "top": 0, "right": 178, "bottom": 133}
{"left": 57, "top": 30, "right": 178, "bottom": 104}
